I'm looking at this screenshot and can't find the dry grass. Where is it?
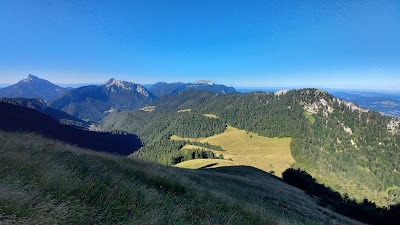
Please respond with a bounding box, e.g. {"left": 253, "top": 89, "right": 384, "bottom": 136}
{"left": 203, "top": 113, "right": 219, "bottom": 118}
{"left": 171, "top": 125, "right": 294, "bottom": 177}
{"left": 0, "top": 130, "right": 362, "bottom": 224}
{"left": 177, "top": 109, "right": 191, "bottom": 112}
{"left": 181, "top": 144, "right": 214, "bottom": 152}
{"left": 175, "top": 159, "right": 242, "bottom": 169}
{"left": 139, "top": 106, "right": 156, "bottom": 112}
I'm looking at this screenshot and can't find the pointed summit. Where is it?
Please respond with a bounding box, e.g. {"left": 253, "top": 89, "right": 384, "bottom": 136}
{"left": 0, "top": 74, "right": 71, "bottom": 100}
{"left": 22, "top": 74, "right": 39, "bottom": 83}
{"left": 102, "top": 78, "right": 134, "bottom": 91}
{"left": 103, "top": 78, "right": 124, "bottom": 88}
{"left": 28, "top": 74, "right": 38, "bottom": 79}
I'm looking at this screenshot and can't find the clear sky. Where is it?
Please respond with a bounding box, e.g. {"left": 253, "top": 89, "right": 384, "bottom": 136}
{"left": 0, "top": 0, "right": 399, "bottom": 90}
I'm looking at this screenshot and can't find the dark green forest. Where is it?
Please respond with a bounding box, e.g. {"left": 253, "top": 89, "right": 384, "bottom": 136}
{"left": 101, "top": 89, "right": 400, "bottom": 207}
{"left": 102, "top": 110, "right": 226, "bottom": 165}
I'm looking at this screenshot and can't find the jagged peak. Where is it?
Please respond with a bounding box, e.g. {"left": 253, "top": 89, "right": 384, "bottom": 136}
{"left": 103, "top": 78, "right": 125, "bottom": 88}
{"left": 193, "top": 80, "right": 214, "bottom": 85}
{"left": 22, "top": 74, "right": 39, "bottom": 83}
{"left": 28, "top": 74, "right": 38, "bottom": 79}
{"left": 102, "top": 78, "right": 149, "bottom": 96}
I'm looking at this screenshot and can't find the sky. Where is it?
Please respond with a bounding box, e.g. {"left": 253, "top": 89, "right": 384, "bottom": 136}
{"left": 0, "top": 0, "right": 399, "bottom": 90}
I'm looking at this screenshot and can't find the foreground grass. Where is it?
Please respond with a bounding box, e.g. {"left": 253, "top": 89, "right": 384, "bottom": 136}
{"left": 0, "top": 130, "right": 361, "bottom": 224}
{"left": 171, "top": 125, "right": 294, "bottom": 177}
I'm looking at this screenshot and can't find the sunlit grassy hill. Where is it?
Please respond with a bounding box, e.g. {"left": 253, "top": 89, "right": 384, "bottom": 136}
{"left": 172, "top": 125, "right": 294, "bottom": 177}
{"left": 0, "top": 130, "right": 361, "bottom": 224}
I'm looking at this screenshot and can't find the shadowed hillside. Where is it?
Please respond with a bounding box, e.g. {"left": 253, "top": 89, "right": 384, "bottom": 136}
{"left": 0, "top": 97, "right": 91, "bottom": 128}
{"left": 0, "top": 101, "right": 141, "bottom": 155}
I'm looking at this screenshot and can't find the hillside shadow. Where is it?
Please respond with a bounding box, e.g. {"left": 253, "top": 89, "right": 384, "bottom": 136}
{"left": 198, "top": 163, "right": 218, "bottom": 169}
{"left": 204, "top": 165, "right": 285, "bottom": 183}
{"left": 200, "top": 165, "right": 400, "bottom": 224}
{"left": 282, "top": 168, "right": 400, "bottom": 225}
{"left": 0, "top": 102, "right": 141, "bottom": 156}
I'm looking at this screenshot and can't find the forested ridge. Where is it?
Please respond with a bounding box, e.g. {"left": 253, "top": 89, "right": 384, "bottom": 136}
{"left": 101, "top": 88, "right": 400, "bottom": 207}
{"left": 102, "top": 110, "right": 226, "bottom": 165}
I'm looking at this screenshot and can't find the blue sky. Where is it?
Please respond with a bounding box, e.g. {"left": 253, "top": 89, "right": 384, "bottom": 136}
{"left": 0, "top": 0, "right": 399, "bottom": 90}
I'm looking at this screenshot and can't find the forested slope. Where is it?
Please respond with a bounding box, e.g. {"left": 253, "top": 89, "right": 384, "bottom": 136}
{"left": 102, "top": 89, "right": 400, "bottom": 206}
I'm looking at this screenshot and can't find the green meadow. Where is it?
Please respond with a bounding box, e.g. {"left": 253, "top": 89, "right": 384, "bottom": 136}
{"left": 171, "top": 125, "right": 294, "bottom": 177}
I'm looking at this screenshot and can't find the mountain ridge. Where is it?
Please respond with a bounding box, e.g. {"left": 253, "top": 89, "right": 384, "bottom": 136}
{"left": 148, "top": 80, "right": 236, "bottom": 97}
{"left": 48, "top": 78, "right": 155, "bottom": 122}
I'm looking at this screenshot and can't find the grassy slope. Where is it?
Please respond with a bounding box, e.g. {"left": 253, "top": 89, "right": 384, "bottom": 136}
{"left": 0, "top": 130, "right": 361, "bottom": 224}
{"left": 175, "top": 159, "right": 243, "bottom": 169}
{"left": 203, "top": 113, "right": 219, "bottom": 118}
{"left": 171, "top": 125, "right": 294, "bottom": 177}
{"left": 303, "top": 111, "right": 315, "bottom": 124}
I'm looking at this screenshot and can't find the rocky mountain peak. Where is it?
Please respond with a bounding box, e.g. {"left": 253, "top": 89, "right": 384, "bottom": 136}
{"left": 22, "top": 74, "right": 39, "bottom": 83}
{"left": 102, "top": 78, "right": 150, "bottom": 97}
{"left": 28, "top": 74, "right": 38, "bottom": 79}
{"left": 102, "top": 78, "right": 134, "bottom": 91}
{"left": 275, "top": 90, "right": 289, "bottom": 96}
{"left": 103, "top": 78, "right": 124, "bottom": 88}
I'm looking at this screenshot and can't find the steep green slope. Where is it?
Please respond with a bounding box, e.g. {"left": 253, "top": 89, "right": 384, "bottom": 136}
{"left": 0, "top": 130, "right": 360, "bottom": 224}
{"left": 102, "top": 89, "right": 400, "bottom": 207}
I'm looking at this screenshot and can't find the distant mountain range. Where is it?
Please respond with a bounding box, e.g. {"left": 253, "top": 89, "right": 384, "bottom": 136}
{"left": 3, "top": 75, "right": 398, "bottom": 122}
{"left": 0, "top": 74, "right": 72, "bottom": 101}
{"left": 147, "top": 80, "right": 236, "bottom": 97}
{"left": 48, "top": 78, "right": 156, "bottom": 122}
{"left": 0, "top": 76, "right": 238, "bottom": 123}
